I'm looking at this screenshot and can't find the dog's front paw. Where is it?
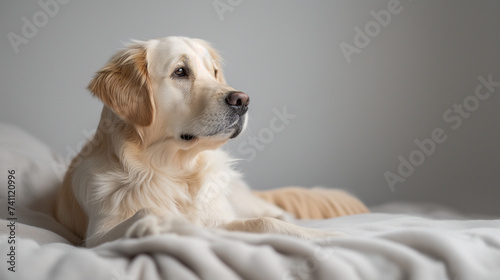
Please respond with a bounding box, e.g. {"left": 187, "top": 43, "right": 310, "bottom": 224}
{"left": 125, "top": 215, "right": 174, "bottom": 238}
{"left": 125, "top": 213, "right": 201, "bottom": 239}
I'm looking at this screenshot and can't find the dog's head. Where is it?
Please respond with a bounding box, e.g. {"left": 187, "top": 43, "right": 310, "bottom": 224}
{"left": 88, "top": 36, "right": 248, "bottom": 149}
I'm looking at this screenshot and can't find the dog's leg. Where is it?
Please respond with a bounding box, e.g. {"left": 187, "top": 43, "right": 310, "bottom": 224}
{"left": 86, "top": 211, "right": 343, "bottom": 247}
{"left": 222, "top": 217, "right": 345, "bottom": 239}
{"left": 229, "top": 180, "right": 295, "bottom": 222}
{"left": 86, "top": 208, "right": 182, "bottom": 247}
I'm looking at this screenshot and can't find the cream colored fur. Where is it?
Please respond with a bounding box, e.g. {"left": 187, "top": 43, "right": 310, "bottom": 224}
{"left": 55, "top": 36, "right": 342, "bottom": 247}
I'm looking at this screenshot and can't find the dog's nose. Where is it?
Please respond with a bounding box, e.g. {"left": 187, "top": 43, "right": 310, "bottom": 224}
{"left": 225, "top": 91, "right": 249, "bottom": 115}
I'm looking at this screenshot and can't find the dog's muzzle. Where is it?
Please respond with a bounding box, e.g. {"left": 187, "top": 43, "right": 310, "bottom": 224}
{"left": 180, "top": 91, "right": 249, "bottom": 141}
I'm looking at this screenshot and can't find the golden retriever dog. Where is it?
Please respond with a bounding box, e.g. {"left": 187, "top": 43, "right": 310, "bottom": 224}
{"left": 55, "top": 36, "right": 342, "bottom": 247}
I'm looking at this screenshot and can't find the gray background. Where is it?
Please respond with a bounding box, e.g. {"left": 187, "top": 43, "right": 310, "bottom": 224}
{"left": 1, "top": 1, "right": 499, "bottom": 214}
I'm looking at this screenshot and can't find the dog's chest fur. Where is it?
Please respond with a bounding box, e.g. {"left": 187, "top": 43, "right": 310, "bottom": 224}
{"left": 78, "top": 149, "right": 238, "bottom": 231}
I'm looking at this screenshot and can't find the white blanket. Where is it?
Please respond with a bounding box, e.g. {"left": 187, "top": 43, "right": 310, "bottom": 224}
{"left": 1, "top": 207, "right": 500, "bottom": 280}
{"left": 1, "top": 123, "right": 499, "bottom": 280}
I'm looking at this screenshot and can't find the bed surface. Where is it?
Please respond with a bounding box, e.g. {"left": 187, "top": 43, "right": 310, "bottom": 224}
{"left": 1, "top": 122, "right": 499, "bottom": 280}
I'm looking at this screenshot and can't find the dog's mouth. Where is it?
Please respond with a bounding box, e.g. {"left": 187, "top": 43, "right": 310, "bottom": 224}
{"left": 180, "top": 116, "right": 245, "bottom": 142}
{"left": 228, "top": 122, "right": 243, "bottom": 139}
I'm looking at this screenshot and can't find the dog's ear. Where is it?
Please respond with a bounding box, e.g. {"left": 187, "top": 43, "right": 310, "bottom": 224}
{"left": 192, "top": 39, "right": 226, "bottom": 84}
{"left": 88, "top": 42, "right": 155, "bottom": 127}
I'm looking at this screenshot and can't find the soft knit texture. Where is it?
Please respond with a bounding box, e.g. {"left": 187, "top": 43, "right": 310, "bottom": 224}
{"left": 254, "top": 187, "right": 369, "bottom": 219}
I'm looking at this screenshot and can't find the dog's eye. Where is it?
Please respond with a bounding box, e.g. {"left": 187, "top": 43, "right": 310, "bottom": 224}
{"left": 214, "top": 68, "right": 218, "bottom": 77}
{"left": 174, "top": 67, "right": 188, "bottom": 77}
